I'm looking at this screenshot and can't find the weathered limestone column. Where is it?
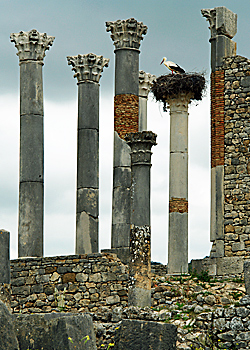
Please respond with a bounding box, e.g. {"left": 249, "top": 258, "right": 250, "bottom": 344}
{"left": 106, "top": 18, "right": 147, "bottom": 263}
{"left": 10, "top": 30, "right": 54, "bottom": 257}
{"left": 202, "top": 7, "right": 237, "bottom": 258}
{"left": 0, "top": 230, "right": 10, "bottom": 284}
{"left": 125, "top": 131, "right": 157, "bottom": 307}
{"left": 0, "top": 230, "right": 11, "bottom": 309}
{"left": 67, "top": 53, "right": 109, "bottom": 254}
{"left": 138, "top": 71, "right": 156, "bottom": 131}
{"left": 167, "top": 94, "right": 192, "bottom": 274}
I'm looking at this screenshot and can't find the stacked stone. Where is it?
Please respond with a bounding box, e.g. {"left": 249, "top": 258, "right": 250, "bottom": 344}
{"left": 10, "top": 253, "right": 128, "bottom": 314}
{"left": 223, "top": 55, "right": 250, "bottom": 258}
{"left": 106, "top": 18, "right": 147, "bottom": 264}
{"left": 67, "top": 53, "right": 109, "bottom": 254}
{"left": 10, "top": 29, "right": 54, "bottom": 257}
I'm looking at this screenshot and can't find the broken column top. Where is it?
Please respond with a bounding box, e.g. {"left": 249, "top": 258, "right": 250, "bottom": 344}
{"left": 106, "top": 18, "right": 147, "bottom": 50}
{"left": 201, "top": 6, "right": 237, "bottom": 40}
{"left": 139, "top": 71, "right": 156, "bottom": 98}
{"left": 10, "top": 29, "right": 55, "bottom": 62}
{"left": 67, "top": 53, "right": 109, "bottom": 83}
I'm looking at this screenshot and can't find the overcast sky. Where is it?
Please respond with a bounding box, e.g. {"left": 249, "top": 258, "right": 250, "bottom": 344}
{"left": 1, "top": 0, "right": 250, "bottom": 264}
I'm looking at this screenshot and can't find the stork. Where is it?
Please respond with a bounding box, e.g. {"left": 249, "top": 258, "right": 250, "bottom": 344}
{"left": 160, "top": 57, "right": 185, "bottom": 74}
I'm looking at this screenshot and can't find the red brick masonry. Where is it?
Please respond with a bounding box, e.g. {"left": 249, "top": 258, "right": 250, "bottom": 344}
{"left": 114, "top": 94, "right": 139, "bottom": 139}
{"left": 211, "top": 70, "right": 225, "bottom": 168}
{"left": 169, "top": 198, "right": 188, "bottom": 213}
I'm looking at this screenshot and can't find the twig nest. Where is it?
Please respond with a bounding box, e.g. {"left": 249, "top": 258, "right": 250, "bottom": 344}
{"left": 151, "top": 73, "right": 206, "bottom": 111}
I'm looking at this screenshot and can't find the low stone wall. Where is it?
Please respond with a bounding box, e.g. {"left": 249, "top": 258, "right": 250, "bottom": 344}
{"left": 10, "top": 253, "right": 128, "bottom": 314}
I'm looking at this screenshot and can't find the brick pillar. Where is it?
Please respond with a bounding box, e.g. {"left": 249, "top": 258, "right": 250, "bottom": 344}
{"left": 125, "top": 131, "right": 157, "bottom": 307}
{"left": 10, "top": 29, "right": 54, "bottom": 257}
{"left": 202, "top": 7, "right": 237, "bottom": 258}
{"left": 67, "top": 53, "right": 109, "bottom": 254}
{"left": 106, "top": 18, "right": 147, "bottom": 264}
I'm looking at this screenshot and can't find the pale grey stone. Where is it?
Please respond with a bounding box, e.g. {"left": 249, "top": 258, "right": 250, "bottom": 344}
{"left": 230, "top": 316, "right": 244, "bottom": 331}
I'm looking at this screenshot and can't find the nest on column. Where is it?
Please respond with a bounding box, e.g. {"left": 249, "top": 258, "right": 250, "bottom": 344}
{"left": 151, "top": 73, "right": 206, "bottom": 111}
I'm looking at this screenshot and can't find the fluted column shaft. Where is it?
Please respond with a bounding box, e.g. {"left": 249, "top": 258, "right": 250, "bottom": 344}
{"left": 106, "top": 18, "right": 147, "bottom": 263}
{"left": 168, "top": 94, "right": 192, "bottom": 274}
{"left": 67, "top": 54, "right": 109, "bottom": 254}
{"left": 125, "top": 131, "right": 157, "bottom": 307}
{"left": 10, "top": 29, "right": 54, "bottom": 257}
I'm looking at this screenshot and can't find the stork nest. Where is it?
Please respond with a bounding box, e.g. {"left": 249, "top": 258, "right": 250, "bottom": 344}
{"left": 151, "top": 73, "right": 206, "bottom": 111}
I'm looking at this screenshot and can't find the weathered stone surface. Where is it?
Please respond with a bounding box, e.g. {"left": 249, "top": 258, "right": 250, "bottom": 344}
{"left": 14, "top": 312, "right": 96, "bottom": 350}
{"left": 0, "top": 301, "right": 19, "bottom": 350}
{"left": 114, "top": 319, "right": 177, "bottom": 350}
{"left": 0, "top": 230, "right": 10, "bottom": 283}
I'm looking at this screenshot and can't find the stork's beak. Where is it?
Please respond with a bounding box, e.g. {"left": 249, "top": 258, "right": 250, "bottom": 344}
{"left": 160, "top": 59, "right": 164, "bottom": 65}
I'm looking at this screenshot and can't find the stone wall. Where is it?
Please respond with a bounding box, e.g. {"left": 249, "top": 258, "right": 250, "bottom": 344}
{"left": 223, "top": 55, "right": 250, "bottom": 258}
{"left": 10, "top": 253, "right": 128, "bottom": 314}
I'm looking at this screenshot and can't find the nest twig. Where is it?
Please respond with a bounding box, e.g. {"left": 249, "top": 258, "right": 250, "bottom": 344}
{"left": 151, "top": 72, "right": 206, "bottom": 111}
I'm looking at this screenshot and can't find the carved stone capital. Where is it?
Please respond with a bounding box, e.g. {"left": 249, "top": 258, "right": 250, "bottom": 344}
{"left": 139, "top": 71, "right": 156, "bottom": 98}
{"left": 67, "top": 53, "right": 109, "bottom": 83}
{"left": 125, "top": 131, "right": 157, "bottom": 166}
{"left": 167, "top": 93, "right": 193, "bottom": 113}
{"left": 201, "top": 7, "right": 237, "bottom": 40}
{"left": 106, "top": 18, "right": 147, "bottom": 50}
{"left": 10, "top": 29, "right": 55, "bottom": 62}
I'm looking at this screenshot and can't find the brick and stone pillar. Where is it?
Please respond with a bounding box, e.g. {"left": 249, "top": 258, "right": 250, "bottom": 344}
{"left": 106, "top": 18, "right": 147, "bottom": 263}
{"left": 10, "top": 30, "right": 54, "bottom": 257}
{"left": 125, "top": 131, "right": 157, "bottom": 307}
{"left": 139, "top": 71, "right": 156, "bottom": 131}
{"left": 202, "top": 7, "right": 237, "bottom": 258}
{"left": 67, "top": 53, "right": 109, "bottom": 254}
{"left": 167, "top": 93, "right": 193, "bottom": 274}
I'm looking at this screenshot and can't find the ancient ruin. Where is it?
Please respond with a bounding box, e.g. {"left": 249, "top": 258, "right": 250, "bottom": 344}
{"left": 2, "top": 5, "right": 250, "bottom": 350}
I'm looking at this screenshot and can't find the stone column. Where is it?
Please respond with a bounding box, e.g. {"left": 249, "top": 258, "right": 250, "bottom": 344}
{"left": 0, "top": 229, "right": 11, "bottom": 309}
{"left": 139, "top": 71, "right": 156, "bottom": 131}
{"left": 202, "top": 7, "right": 237, "bottom": 258}
{"left": 167, "top": 93, "right": 193, "bottom": 274}
{"left": 106, "top": 18, "right": 147, "bottom": 263}
{"left": 67, "top": 53, "right": 109, "bottom": 254}
{"left": 10, "top": 29, "right": 54, "bottom": 257}
{"left": 125, "top": 131, "right": 157, "bottom": 307}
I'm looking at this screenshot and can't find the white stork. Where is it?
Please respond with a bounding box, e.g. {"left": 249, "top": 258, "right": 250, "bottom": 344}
{"left": 160, "top": 57, "right": 185, "bottom": 74}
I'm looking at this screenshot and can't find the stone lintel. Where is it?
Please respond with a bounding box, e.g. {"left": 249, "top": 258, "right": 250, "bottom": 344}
{"left": 106, "top": 18, "right": 147, "bottom": 50}
{"left": 10, "top": 29, "right": 54, "bottom": 62}
{"left": 201, "top": 7, "right": 237, "bottom": 40}
{"left": 139, "top": 70, "right": 156, "bottom": 98}
{"left": 67, "top": 53, "right": 109, "bottom": 83}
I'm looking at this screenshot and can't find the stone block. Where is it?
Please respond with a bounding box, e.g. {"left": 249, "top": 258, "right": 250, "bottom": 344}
{"left": 78, "top": 82, "right": 99, "bottom": 130}
{"left": 77, "top": 188, "right": 98, "bottom": 217}
{"left": 215, "top": 6, "right": 237, "bottom": 39}
{"left": 0, "top": 230, "right": 10, "bottom": 283}
{"left": 14, "top": 313, "right": 97, "bottom": 350}
{"left": 20, "top": 114, "right": 43, "bottom": 182}
{"left": 217, "top": 256, "right": 244, "bottom": 275}
{"left": 211, "top": 166, "right": 224, "bottom": 241}
{"left": 113, "top": 167, "right": 131, "bottom": 188}
{"left": 76, "top": 212, "right": 98, "bottom": 254}
{"left": 77, "top": 129, "right": 98, "bottom": 189}
{"left": 115, "top": 49, "right": 139, "bottom": 96}
{"left": 113, "top": 131, "right": 131, "bottom": 167}
{"left": 0, "top": 300, "right": 19, "bottom": 350}
{"left": 101, "top": 247, "right": 130, "bottom": 265}
{"left": 232, "top": 241, "right": 245, "bottom": 252}
{"left": 114, "top": 319, "right": 177, "bottom": 350}
{"left": 244, "top": 260, "right": 250, "bottom": 295}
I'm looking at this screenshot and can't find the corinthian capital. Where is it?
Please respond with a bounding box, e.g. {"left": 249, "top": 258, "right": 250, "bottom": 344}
{"left": 106, "top": 18, "right": 147, "bottom": 50}
{"left": 67, "top": 53, "right": 109, "bottom": 83}
{"left": 201, "top": 7, "right": 237, "bottom": 40}
{"left": 10, "top": 29, "right": 55, "bottom": 62}
{"left": 139, "top": 71, "right": 156, "bottom": 98}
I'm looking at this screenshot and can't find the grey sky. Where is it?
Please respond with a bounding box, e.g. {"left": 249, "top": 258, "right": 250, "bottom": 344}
{"left": 1, "top": 1, "right": 250, "bottom": 263}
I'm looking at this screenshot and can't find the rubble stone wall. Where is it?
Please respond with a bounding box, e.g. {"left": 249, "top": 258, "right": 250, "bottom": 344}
{"left": 10, "top": 253, "right": 129, "bottom": 314}
{"left": 223, "top": 55, "right": 250, "bottom": 258}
